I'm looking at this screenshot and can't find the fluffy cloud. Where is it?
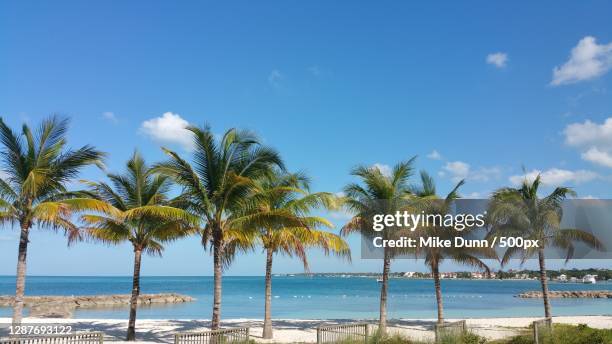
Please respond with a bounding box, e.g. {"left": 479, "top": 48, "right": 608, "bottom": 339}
{"left": 372, "top": 163, "right": 392, "bottom": 177}
{"left": 486, "top": 52, "right": 508, "bottom": 68}
{"left": 140, "top": 112, "right": 194, "bottom": 150}
{"left": 102, "top": 112, "right": 118, "bottom": 123}
{"left": 427, "top": 150, "right": 442, "bottom": 160}
{"left": 443, "top": 161, "right": 500, "bottom": 183}
{"left": 581, "top": 147, "right": 612, "bottom": 168}
{"left": 551, "top": 36, "right": 612, "bottom": 86}
{"left": 564, "top": 117, "right": 612, "bottom": 167}
{"left": 509, "top": 168, "right": 598, "bottom": 186}
{"left": 444, "top": 161, "right": 470, "bottom": 182}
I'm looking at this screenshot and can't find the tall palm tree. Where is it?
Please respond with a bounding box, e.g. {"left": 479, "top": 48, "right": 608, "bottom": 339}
{"left": 410, "top": 171, "right": 496, "bottom": 324}
{"left": 487, "top": 175, "right": 604, "bottom": 320}
{"left": 74, "top": 152, "right": 196, "bottom": 340}
{"left": 340, "top": 159, "right": 415, "bottom": 333}
{"left": 154, "top": 125, "right": 284, "bottom": 329}
{"left": 251, "top": 171, "right": 350, "bottom": 339}
{"left": 0, "top": 116, "right": 105, "bottom": 325}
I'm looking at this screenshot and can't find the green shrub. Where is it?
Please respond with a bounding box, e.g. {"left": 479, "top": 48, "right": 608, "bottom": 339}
{"left": 489, "top": 323, "right": 612, "bottom": 344}
{"left": 437, "top": 331, "right": 487, "bottom": 344}
{"left": 543, "top": 323, "right": 612, "bottom": 344}
{"left": 329, "top": 324, "right": 612, "bottom": 344}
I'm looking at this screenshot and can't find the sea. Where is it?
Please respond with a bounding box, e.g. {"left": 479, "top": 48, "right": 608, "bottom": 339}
{"left": 0, "top": 276, "right": 610, "bottom": 319}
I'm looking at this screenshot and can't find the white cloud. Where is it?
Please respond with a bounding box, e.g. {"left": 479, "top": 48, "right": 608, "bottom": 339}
{"left": 102, "top": 112, "right": 118, "bottom": 123}
{"left": 268, "top": 69, "right": 284, "bottom": 87}
{"left": 470, "top": 167, "right": 502, "bottom": 182}
{"left": 140, "top": 112, "right": 194, "bottom": 150}
{"left": 565, "top": 118, "right": 612, "bottom": 148}
{"left": 509, "top": 168, "right": 598, "bottom": 186}
{"left": 564, "top": 118, "right": 612, "bottom": 168}
{"left": 581, "top": 147, "right": 612, "bottom": 168}
{"left": 464, "top": 192, "right": 482, "bottom": 199}
{"left": 486, "top": 52, "right": 508, "bottom": 68}
{"left": 551, "top": 36, "right": 612, "bottom": 86}
{"left": 372, "top": 163, "right": 392, "bottom": 177}
{"left": 442, "top": 161, "right": 500, "bottom": 183}
{"left": 328, "top": 209, "right": 353, "bottom": 221}
{"left": 427, "top": 150, "right": 442, "bottom": 160}
{"left": 444, "top": 161, "right": 470, "bottom": 182}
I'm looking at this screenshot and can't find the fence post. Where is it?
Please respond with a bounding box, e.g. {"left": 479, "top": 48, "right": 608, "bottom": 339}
{"left": 364, "top": 324, "right": 369, "bottom": 342}
{"left": 316, "top": 327, "right": 321, "bottom": 344}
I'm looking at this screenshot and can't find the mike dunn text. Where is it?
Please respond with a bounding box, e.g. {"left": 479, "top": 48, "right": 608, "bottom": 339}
{"left": 373, "top": 236, "right": 490, "bottom": 248}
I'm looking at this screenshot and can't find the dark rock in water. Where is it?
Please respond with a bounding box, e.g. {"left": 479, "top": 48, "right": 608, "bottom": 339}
{"left": 0, "top": 293, "right": 195, "bottom": 318}
{"left": 516, "top": 290, "right": 612, "bottom": 298}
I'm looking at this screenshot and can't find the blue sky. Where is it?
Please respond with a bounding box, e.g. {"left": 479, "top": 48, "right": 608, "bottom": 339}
{"left": 1, "top": 1, "right": 612, "bottom": 276}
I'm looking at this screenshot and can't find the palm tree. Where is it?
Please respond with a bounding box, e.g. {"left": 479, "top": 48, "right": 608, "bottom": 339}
{"left": 153, "top": 125, "right": 284, "bottom": 329}
{"left": 251, "top": 171, "right": 350, "bottom": 339}
{"left": 410, "top": 171, "right": 496, "bottom": 324}
{"left": 487, "top": 175, "right": 604, "bottom": 320}
{"left": 74, "top": 151, "right": 196, "bottom": 340}
{"left": 0, "top": 116, "right": 105, "bottom": 325}
{"left": 340, "top": 159, "right": 415, "bottom": 333}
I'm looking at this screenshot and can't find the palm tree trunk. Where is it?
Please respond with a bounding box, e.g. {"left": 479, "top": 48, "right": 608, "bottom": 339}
{"left": 12, "top": 223, "right": 30, "bottom": 326}
{"left": 432, "top": 262, "right": 444, "bottom": 324}
{"left": 262, "top": 248, "right": 274, "bottom": 339}
{"left": 538, "top": 249, "right": 552, "bottom": 320}
{"left": 211, "top": 236, "right": 223, "bottom": 330}
{"left": 379, "top": 248, "right": 390, "bottom": 334}
{"left": 126, "top": 248, "right": 142, "bottom": 341}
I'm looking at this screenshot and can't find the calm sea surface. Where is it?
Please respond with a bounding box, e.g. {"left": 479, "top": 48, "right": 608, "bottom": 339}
{"left": 0, "top": 276, "right": 610, "bottom": 319}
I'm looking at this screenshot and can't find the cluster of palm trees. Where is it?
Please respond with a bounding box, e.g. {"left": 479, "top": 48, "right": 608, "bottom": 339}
{"left": 0, "top": 116, "right": 349, "bottom": 340}
{"left": 338, "top": 160, "right": 603, "bottom": 333}
{"left": 0, "top": 116, "right": 604, "bottom": 340}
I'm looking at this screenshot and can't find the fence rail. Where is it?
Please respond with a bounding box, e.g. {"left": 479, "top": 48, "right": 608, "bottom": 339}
{"left": 0, "top": 332, "right": 103, "bottom": 344}
{"left": 434, "top": 320, "right": 467, "bottom": 343}
{"left": 316, "top": 323, "right": 373, "bottom": 344}
{"left": 533, "top": 319, "right": 552, "bottom": 344}
{"left": 174, "top": 328, "right": 249, "bottom": 344}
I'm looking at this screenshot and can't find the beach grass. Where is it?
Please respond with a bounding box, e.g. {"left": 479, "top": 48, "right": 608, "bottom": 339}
{"left": 330, "top": 324, "right": 612, "bottom": 344}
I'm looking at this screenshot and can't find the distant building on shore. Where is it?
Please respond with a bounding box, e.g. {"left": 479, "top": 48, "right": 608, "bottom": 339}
{"left": 471, "top": 272, "right": 484, "bottom": 279}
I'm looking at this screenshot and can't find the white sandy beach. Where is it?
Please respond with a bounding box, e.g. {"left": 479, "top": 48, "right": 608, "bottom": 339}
{"left": 1, "top": 316, "right": 611, "bottom": 343}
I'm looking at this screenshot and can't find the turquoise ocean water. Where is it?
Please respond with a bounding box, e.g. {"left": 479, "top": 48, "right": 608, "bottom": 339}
{"left": 0, "top": 276, "right": 610, "bottom": 319}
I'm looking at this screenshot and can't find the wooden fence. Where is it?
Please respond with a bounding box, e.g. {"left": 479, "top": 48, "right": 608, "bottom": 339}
{"left": 0, "top": 332, "right": 103, "bottom": 344}
{"left": 316, "top": 323, "right": 373, "bottom": 344}
{"left": 434, "top": 320, "right": 467, "bottom": 343}
{"left": 533, "top": 319, "right": 552, "bottom": 344}
{"left": 174, "top": 328, "right": 250, "bottom": 344}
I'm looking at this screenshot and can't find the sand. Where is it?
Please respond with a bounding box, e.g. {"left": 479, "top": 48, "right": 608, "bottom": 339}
{"left": 1, "top": 316, "right": 610, "bottom": 343}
